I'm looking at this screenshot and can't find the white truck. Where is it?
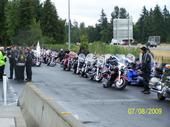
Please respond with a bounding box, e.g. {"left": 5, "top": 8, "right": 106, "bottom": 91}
{"left": 146, "top": 36, "right": 160, "bottom": 47}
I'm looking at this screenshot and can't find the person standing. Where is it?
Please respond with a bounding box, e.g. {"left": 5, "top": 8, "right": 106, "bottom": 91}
{"left": 7, "top": 46, "right": 17, "bottom": 79}
{"left": 15, "top": 48, "right": 25, "bottom": 81}
{"left": 57, "top": 49, "right": 65, "bottom": 62}
{"left": 0, "top": 47, "right": 7, "bottom": 81}
{"left": 140, "top": 46, "right": 153, "bottom": 94}
{"left": 25, "top": 48, "right": 33, "bottom": 81}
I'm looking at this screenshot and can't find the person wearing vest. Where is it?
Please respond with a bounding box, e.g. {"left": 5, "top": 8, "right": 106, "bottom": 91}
{"left": 140, "top": 46, "right": 153, "bottom": 94}
{"left": 0, "top": 47, "right": 7, "bottom": 81}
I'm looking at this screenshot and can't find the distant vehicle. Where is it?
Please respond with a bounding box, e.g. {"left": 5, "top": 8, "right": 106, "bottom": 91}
{"left": 146, "top": 36, "right": 160, "bottom": 47}
{"left": 110, "top": 39, "right": 126, "bottom": 45}
{"left": 110, "top": 39, "right": 119, "bottom": 45}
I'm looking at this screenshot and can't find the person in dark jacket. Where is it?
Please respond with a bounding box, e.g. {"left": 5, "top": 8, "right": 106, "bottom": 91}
{"left": 25, "top": 48, "right": 33, "bottom": 81}
{"left": 7, "top": 46, "right": 17, "bottom": 79}
{"left": 57, "top": 49, "right": 65, "bottom": 62}
{"left": 15, "top": 48, "right": 25, "bottom": 81}
{"left": 140, "top": 46, "right": 153, "bottom": 94}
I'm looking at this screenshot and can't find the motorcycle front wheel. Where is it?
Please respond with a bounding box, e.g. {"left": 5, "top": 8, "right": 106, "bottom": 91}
{"left": 115, "top": 77, "right": 127, "bottom": 90}
{"left": 95, "top": 74, "right": 103, "bottom": 82}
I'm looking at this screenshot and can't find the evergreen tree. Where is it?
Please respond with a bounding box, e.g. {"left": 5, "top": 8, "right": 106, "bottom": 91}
{"left": 5, "top": 0, "right": 20, "bottom": 41}
{"left": 153, "top": 5, "right": 165, "bottom": 42}
{"left": 119, "top": 8, "right": 129, "bottom": 18}
{"left": 18, "top": 0, "right": 34, "bottom": 29}
{"left": 0, "top": 0, "right": 8, "bottom": 45}
{"left": 98, "top": 9, "right": 109, "bottom": 42}
{"left": 71, "top": 21, "right": 80, "bottom": 43}
{"left": 40, "top": 0, "right": 65, "bottom": 43}
{"left": 163, "top": 5, "right": 170, "bottom": 42}
{"left": 135, "top": 6, "right": 149, "bottom": 43}
{"left": 87, "top": 26, "right": 96, "bottom": 43}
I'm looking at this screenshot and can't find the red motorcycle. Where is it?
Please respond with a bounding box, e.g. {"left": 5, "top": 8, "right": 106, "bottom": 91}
{"left": 102, "top": 62, "right": 128, "bottom": 90}
{"left": 63, "top": 52, "right": 77, "bottom": 71}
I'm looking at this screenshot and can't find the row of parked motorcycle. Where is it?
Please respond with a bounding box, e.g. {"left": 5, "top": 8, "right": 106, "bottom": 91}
{"left": 32, "top": 49, "right": 58, "bottom": 67}
{"left": 60, "top": 52, "right": 170, "bottom": 101}
{"left": 32, "top": 48, "right": 170, "bottom": 101}
{"left": 62, "top": 53, "right": 132, "bottom": 89}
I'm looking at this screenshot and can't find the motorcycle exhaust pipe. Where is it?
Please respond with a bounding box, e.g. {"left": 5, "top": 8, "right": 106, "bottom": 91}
{"left": 96, "top": 67, "right": 99, "bottom": 78}
{"left": 76, "top": 60, "right": 79, "bottom": 74}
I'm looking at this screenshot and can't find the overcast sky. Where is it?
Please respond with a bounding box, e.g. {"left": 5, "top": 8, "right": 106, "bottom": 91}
{"left": 43, "top": 0, "right": 170, "bottom": 26}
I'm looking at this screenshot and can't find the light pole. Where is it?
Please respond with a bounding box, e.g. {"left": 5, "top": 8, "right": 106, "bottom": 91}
{"left": 68, "top": 0, "right": 71, "bottom": 50}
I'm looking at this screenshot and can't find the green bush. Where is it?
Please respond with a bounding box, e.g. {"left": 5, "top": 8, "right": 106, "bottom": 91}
{"left": 88, "top": 42, "right": 140, "bottom": 56}
{"left": 44, "top": 42, "right": 140, "bottom": 56}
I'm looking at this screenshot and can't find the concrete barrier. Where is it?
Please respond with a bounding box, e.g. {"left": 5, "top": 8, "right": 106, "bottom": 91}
{"left": 18, "top": 83, "right": 84, "bottom": 127}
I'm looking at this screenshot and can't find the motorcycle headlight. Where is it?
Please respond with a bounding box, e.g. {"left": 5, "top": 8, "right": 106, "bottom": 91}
{"left": 156, "top": 84, "right": 162, "bottom": 90}
{"left": 161, "top": 83, "right": 165, "bottom": 86}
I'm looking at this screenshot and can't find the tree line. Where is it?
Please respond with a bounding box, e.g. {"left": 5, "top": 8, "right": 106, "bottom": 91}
{"left": 0, "top": 0, "right": 170, "bottom": 46}
{"left": 0, "top": 0, "right": 65, "bottom": 46}
{"left": 71, "top": 5, "right": 170, "bottom": 44}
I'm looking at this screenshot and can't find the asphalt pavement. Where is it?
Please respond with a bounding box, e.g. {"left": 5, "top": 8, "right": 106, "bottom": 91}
{"left": 33, "top": 64, "right": 170, "bottom": 127}
{"left": 1, "top": 64, "right": 170, "bottom": 127}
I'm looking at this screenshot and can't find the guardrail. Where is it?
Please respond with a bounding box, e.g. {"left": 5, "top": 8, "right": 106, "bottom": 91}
{"left": 18, "top": 83, "right": 84, "bottom": 127}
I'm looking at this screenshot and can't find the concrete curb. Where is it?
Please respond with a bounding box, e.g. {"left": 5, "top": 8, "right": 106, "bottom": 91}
{"left": 18, "top": 83, "right": 84, "bottom": 127}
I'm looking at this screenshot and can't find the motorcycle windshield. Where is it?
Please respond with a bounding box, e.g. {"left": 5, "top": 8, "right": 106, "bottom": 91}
{"left": 114, "top": 54, "right": 126, "bottom": 69}
{"left": 69, "top": 51, "right": 77, "bottom": 59}
{"left": 97, "top": 56, "right": 105, "bottom": 66}
{"left": 85, "top": 53, "right": 96, "bottom": 63}
{"left": 78, "top": 53, "right": 86, "bottom": 62}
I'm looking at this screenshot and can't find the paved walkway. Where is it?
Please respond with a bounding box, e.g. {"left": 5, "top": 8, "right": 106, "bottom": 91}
{"left": 0, "top": 106, "right": 26, "bottom": 127}
{"left": 0, "top": 76, "right": 26, "bottom": 127}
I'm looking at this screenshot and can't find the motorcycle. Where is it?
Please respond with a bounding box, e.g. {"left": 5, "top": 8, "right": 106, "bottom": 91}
{"left": 47, "top": 51, "right": 57, "bottom": 67}
{"left": 74, "top": 53, "right": 86, "bottom": 74}
{"left": 102, "top": 57, "right": 128, "bottom": 90}
{"left": 32, "top": 50, "right": 42, "bottom": 67}
{"left": 149, "top": 64, "right": 170, "bottom": 100}
{"left": 80, "top": 53, "right": 96, "bottom": 77}
{"left": 126, "top": 63, "right": 144, "bottom": 86}
{"left": 63, "top": 52, "right": 77, "bottom": 71}
{"left": 32, "top": 56, "right": 42, "bottom": 67}
{"left": 85, "top": 55, "right": 104, "bottom": 82}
